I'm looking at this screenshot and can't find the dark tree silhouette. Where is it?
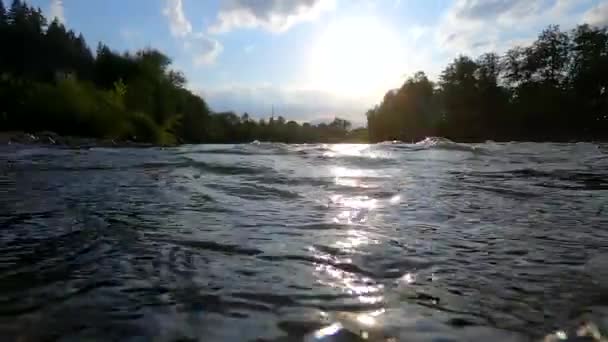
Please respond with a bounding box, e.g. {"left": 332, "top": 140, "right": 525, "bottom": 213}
{"left": 5, "top": 3, "right": 602, "bottom": 144}
{"left": 0, "top": 1, "right": 357, "bottom": 144}
{"left": 0, "top": 1, "right": 6, "bottom": 26}
{"left": 368, "top": 24, "right": 608, "bottom": 142}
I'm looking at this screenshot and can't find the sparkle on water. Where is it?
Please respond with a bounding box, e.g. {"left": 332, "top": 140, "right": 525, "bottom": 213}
{"left": 1, "top": 140, "right": 607, "bottom": 341}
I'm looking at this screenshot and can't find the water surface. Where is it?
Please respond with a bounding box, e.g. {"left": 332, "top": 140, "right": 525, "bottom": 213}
{"left": 1, "top": 140, "right": 607, "bottom": 341}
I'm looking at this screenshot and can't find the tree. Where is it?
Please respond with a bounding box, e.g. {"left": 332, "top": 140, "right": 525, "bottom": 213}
{"left": 7, "top": 0, "right": 25, "bottom": 25}
{"left": 365, "top": 71, "right": 437, "bottom": 142}
{"left": 0, "top": 0, "right": 6, "bottom": 73}
{"left": 532, "top": 25, "right": 571, "bottom": 86}
{"left": 330, "top": 117, "right": 351, "bottom": 131}
{"left": 241, "top": 112, "right": 250, "bottom": 122}
{"left": 569, "top": 24, "right": 608, "bottom": 136}
{"left": 0, "top": 0, "right": 6, "bottom": 25}
{"left": 475, "top": 53, "right": 510, "bottom": 138}
{"left": 0, "top": 2, "right": 216, "bottom": 144}
{"left": 503, "top": 46, "right": 528, "bottom": 87}
{"left": 3, "top": 11, "right": 608, "bottom": 145}
{"left": 439, "top": 56, "right": 482, "bottom": 139}
{"left": 168, "top": 70, "right": 186, "bottom": 88}
{"left": 5, "top": 0, "right": 46, "bottom": 78}
{"left": 367, "top": 24, "right": 608, "bottom": 142}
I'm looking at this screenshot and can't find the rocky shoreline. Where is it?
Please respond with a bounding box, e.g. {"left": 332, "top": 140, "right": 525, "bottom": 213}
{"left": 0, "top": 131, "right": 157, "bottom": 148}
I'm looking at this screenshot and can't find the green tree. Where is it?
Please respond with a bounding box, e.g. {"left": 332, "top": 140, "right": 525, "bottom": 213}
{"left": 0, "top": 0, "right": 6, "bottom": 75}
{"left": 5, "top": 1, "right": 46, "bottom": 79}
{"left": 569, "top": 24, "right": 608, "bottom": 137}
{"left": 439, "top": 56, "right": 482, "bottom": 140}
{"left": 532, "top": 25, "right": 571, "bottom": 86}
{"left": 0, "top": 0, "right": 6, "bottom": 26}
{"left": 475, "top": 53, "right": 511, "bottom": 138}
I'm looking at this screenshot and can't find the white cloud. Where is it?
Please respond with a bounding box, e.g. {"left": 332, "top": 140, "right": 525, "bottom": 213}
{"left": 584, "top": 1, "right": 608, "bottom": 27}
{"left": 163, "top": 0, "right": 192, "bottom": 37}
{"left": 436, "top": 0, "right": 594, "bottom": 56}
{"left": 209, "top": 0, "right": 336, "bottom": 34}
{"left": 162, "top": 0, "right": 222, "bottom": 66}
{"left": 49, "top": 0, "right": 65, "bottom": 23}
{"left": 193, "top": 34, "right": 223, "bottom": 66}
{"left": 407, "top": 25, "right": 431, "bottom": 42}
{"left": 437, "top": 0, "right": 542, "bottom": 55}
{"left": 450, "top": 0, "right": 542, "bottom": 22}
{"left": 198, "top": 84, "right": 370, "bottom": 125}
{"left": 552, "top": 0, "right": 582, "bottom": 17}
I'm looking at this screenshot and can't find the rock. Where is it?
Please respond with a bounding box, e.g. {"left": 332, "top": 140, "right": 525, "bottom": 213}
{"left": 0, "top": 132, "right": 13, "bottom": 144}
{"left": 10, "top": 132, "right": 37, "bottom": 144}
{"left": 0, "top": 131, "right": 159, "bottom": 148}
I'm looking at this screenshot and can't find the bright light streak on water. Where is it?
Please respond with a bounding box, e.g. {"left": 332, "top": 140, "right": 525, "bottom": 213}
{"left": 1, "top": 140, "right": 607, "bottom": 341}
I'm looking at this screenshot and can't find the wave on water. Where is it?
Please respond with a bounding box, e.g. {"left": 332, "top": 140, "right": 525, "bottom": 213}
{"left": 1, "top": 141, "right": 607, "bottom": 341}
{"left": 174, "top": 137, "right": 486, "bottom": 160}
{"left": 413, "top": 136, "right": 485, "bottom": 153}
{"left": 176, "top": 143, "right": 293, "bottom": 156}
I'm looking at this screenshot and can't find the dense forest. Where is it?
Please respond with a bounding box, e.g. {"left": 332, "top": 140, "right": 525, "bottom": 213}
{"left": 367, "top": 24, "right": 608, "bottom": 142}
{"left": 2, "top": 1, "right": 607, "bottom": 144}
{"left": 0, "top": 0, "right": 357, "bottom": 144}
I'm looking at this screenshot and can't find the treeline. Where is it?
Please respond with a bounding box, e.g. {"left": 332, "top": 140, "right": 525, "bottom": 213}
{"left": 204, "top": 114, "right": 365, "bottom": 143}
{"left": 367, "top": 25, "right": 608, "bottom": 142}
{"left": 0, "top": 0, "right": 355, "bottom": 144}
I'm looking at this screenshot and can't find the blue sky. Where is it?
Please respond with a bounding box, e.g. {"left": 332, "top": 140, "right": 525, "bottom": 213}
{"left": 18, "top": 0, "right": 608, "bottom": 125}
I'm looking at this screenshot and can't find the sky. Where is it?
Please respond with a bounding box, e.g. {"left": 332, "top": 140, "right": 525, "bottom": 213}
{"left": 18, "top": 0, "right": 608, "bottom": 126}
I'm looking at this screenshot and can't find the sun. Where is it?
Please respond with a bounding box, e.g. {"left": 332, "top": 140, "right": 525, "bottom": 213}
{"left": 308, "top": 16, "right": 403, "bottom": 97}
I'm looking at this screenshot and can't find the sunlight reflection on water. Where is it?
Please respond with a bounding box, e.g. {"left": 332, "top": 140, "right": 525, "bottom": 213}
{"left": 326, "top": 144, "right": 368, "bottom": 157}
{"left": 3, "top": 142, "right": 607, "bottom": 341}
{"left": 324, "top": 143, "right": 389, "bottom": 159}
{"left": 313, "top": 322, "right": 343, "bottom": 339}
{"left": 309, "top": 154, "right": 391, "bottom": 339}
{"left": 333, "top": 229, "right": 375, "bottom": 250}
{"left": 332, "top": 166, "right": 376, "bottom": 188}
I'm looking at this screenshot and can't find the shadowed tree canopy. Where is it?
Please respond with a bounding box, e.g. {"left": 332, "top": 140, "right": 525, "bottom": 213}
{"left": 0, "top": 1, "right": 357, "bottom": 144}
{"left": 367, "top": 24, "right": 608, "bottom": 142}
{"left": 0, "top": 1, "right": 6, "bottom": 24}
{"left": 5, "top": 2, "right": 603, "bottom": 144}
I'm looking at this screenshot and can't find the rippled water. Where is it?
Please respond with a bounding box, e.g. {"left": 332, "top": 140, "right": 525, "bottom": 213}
{"left": 1, "top": 140, "right": 608, "bottom": 341}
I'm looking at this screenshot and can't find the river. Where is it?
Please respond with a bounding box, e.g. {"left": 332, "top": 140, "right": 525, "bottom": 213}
{"left": 1, "top": 139, "right": 607, "bottom": 341}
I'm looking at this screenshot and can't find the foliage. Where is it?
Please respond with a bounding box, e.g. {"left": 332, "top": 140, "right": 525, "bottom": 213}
{"left": 368, "top": 24, "right": 608, "bottom": 142}
{"left": 11, "top": 0, "right": 605, "bottom": 144}
{"left": 0, "top": 0, "right": 211, "bottom": 144}
{"left": 199, "top": 113, "right": 354, "bottom": 143}
{"left": 0, "top": 0, "right": 355, "bottom": 144}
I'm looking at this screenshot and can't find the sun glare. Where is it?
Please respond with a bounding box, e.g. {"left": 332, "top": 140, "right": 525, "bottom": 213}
{"left": 308, "top": 16, "right": 403, "bottom": 96}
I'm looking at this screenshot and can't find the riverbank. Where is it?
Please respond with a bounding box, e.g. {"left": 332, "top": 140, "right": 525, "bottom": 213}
{"left": 0, "top": 131, "right": 156, "bottom": 148}
{"left": 3, "top": 131, "right": 604, "bottom": 148}
{"left": 0, "top": 130, "right": 370, "bottom": 147}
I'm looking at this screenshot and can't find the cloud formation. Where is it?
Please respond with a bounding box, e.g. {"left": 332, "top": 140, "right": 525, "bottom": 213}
{"left": 450, "top": 0, "right": 541, "bottom": 22}
{"left": 200, "top": 84, "right": 371, "bottom": 125}
{"left": 162, "top": 0, "right": 222, "bottom": 66}
{"left": 209, "top": 0, "right": 335, "bottom": 33}
{"left": 49, "top": 0, "right": 65, "bottom": 23}
{"left": 584, "top": 1, "right": 608, "bottom": 27}
{"left": 163, "top": 0, "right": 192, "bottom": 37}
{"left": 436, "top": 0, "right": 590, "bottom": 55}
{"left": 192, "top": 34, "right": 224, "bottom": 66}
